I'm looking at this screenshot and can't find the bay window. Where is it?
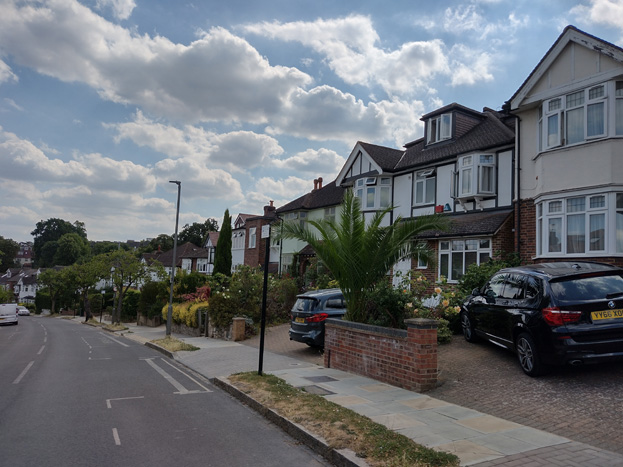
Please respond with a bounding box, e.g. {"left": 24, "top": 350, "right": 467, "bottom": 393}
{"left": 454, "top": 154, "right": 496, "bottom": 198}
{"left": 616, "top": 81, "right": 623, "bottom": 136}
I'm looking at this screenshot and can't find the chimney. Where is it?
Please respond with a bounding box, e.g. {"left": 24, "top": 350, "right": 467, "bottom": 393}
{"left": 318, "top": 177, "right": 323, "bottom": 189}
{"left": 264, "top": 200, "right": 276, "bottom": 217}
{"left": 313, "top": 178, "right": 318, "bottom": 191}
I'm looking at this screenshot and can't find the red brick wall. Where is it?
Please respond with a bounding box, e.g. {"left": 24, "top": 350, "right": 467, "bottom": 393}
{"left": 518, "top": 199, "right": 536, "bottom": 263}
{"left": 324, "top": 318, "right": 438, "bottom": 392}
{"left": 243, "top": 219, "right": 267, "bottom": 268}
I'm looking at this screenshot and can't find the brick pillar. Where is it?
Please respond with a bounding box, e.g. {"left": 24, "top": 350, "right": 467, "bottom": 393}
{"left": 232, "top": 317, "right": 246, "bottom": 341}
{"left": 405, "top": 318, "right": 438, "bottom": 391}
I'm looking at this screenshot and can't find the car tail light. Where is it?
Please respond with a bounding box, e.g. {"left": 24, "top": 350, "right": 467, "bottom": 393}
{"left": 306, "top": 313, "right": 329, "bottom": 323}
{"left": 542, "top": 307, "right": 582, "bottom": 326}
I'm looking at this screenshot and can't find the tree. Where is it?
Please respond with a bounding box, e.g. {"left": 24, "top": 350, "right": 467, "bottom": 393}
{"left": 37, "top": 268, "right": 72, "bottom": 315}
{"left": 106, "top": 250, "right": 165, "bottom": 324}
{"left": 0, "top": 236, "right": 19, "bottom": 271}
{"left": 213, "top": 209, "right": 232, "bottom": 276}
{"left": 54, "top": 233, "right": 91, "bottom": 266}
{"left": 67, "top": 256, "right": 109, "bottom": 321}
{"left": 140, "top": 234, "right": 174, "bottom": 254}
{"left": 280, "top": 190, "right": 448, "bottom": 323}
{"left": 178, "top": 218, "right": 219, "bottom": 246}
{"left": 31, "top": 218, "right": 87, "bottom": 267}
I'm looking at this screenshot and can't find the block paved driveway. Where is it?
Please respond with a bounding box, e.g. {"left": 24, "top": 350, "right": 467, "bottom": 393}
{"left": 243, "top": 324, "right": 623, "bottom": 456}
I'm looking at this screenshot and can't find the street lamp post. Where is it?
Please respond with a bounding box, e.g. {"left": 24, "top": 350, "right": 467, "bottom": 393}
{"left": 166, "top": 180, "right": 181, "bottom": 337}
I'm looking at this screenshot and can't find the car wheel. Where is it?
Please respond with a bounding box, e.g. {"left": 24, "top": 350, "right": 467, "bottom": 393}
{"left": 516, "top": 333, "right": 545, "bottom": 377}
{"left": 461, "top": 312, "right": 477, "bottom": 343}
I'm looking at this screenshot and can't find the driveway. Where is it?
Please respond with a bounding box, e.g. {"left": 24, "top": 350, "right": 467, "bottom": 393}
{"left": 243, "top": 324, "right": 623, "bottom": 455}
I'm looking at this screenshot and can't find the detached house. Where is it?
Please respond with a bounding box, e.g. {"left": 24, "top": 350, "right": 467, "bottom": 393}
{"left": 508, "top": 26, "right": 623, "bottom": 265}
{"left": 203, "top": 232, "right": 220, "bottom": 274}
{"left": 334, "top": 104, "right": 516, "bottom": 283}
{"left": 231, "top": 213, "right": 254, "bottom": 272}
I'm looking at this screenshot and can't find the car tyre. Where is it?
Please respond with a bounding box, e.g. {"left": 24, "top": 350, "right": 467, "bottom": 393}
{"left": 461, "top": 311, "right": 478, "bottom": 343}
{"left": 516, "top": 333, "right": 546, "bottom": 376}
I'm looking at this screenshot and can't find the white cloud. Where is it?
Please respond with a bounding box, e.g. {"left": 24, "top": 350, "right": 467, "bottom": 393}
{"left": 273, "top": 148, "right": 345, "bottom": 176}
{"left": 3, "top": 98, "right": 23, "bottom": 111}
{"left": 0, "top": 1, "right": 311, "bottom": 124}
{"left": 0, "top": 59, "right": 18, "bottom": 84}
{"left": 449, "top": 45, "right": 494, "bottom": 86}
{"left": 96, "top": 0, "right": 136, "bottom": 20}
{"left": 571, "top": 0, "right": 623, "bottom": 31}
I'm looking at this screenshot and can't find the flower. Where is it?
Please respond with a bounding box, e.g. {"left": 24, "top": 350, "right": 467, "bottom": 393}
{"left": 406, "top": 302, "right": 413, "bottom": 308}
{"left": 454, "top": 306, "right": 461, "bottom": 313}
{"left": 434, "top": 287, "right": 442, "bottom": 294}
{"left": 442, "top": 299, "right": 449, "bottom": 307}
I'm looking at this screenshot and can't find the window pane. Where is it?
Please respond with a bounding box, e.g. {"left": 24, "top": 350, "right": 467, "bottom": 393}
{"left": 440, "top": 241, "right": 450, "bottom": 250}
{"left": 567, "top": 214, "right": 585, "bottom": 254}
{"left": 480, "top": 165, "right": 494, "bottom": 193}
{"left": 441, "top": 114, "right": 451, "bottom": 138}
{"left": 425, "top": 178, "right": 435, "bottom": 204}
{"left": 589, "top": 85, "right": 604, "bottom": 99}
{"left": 465, "top": 251, "right": 477, "bottom": 271}
{"left": 548, "top": 218, "right": 562, "bottom": 252}
{"left": 547, "top": 114, "right": 559, "bottom": 146}
{"left": 567, "top": 197, "right": 585, "bottom": 212}
{"left": 479, "top": 252, "right": 490, "bottom": 263}
{"left": 380, "top": 187, "right": 390, "bottom": 207}
{"left": 451, "top": 252, "right": 464, "bottom": 280}
{"left": 616, "top": 98, "right": 623, "bottom": 136}
{"left": 537, "top": 218, "right": 542, "bottom": 255}
{"left": 548, "top": 98, "right": 561, "bottom": 111}
{"left": 587, "top": 102, "right": 604, "bottom": 137}
{"left": 440, "top": 253, "right": 449, "bottom": 278}
{"left": 549, "top": 201, "right": 562, "bottom": 213}
{"left": 618, "top": 211, "right": 623, "bottom": 253}
{"left": 461, "top": 168, "right": 472, "bottom": 194}
{"left": 415, "top": 181, "right": 423, "bottom": 204}
{"left": 480, "top": 154, "right": 494, "bottom": 164}
{"left": 462, "top": 156, "right": 472, "bottom": 166}
{"left": 618, "top": 193, "right": 623, "bottom": 209}
{"left": 452, "top": 240, "right": 464, "bottom": 251}
{"left": 590, "top": 195, "right": 605, "bottom": 209}
{"left": 566, "top": 91, "right": 584, "bottom": 107}
{"left": 366, "top": 187, "right": 375, "bottom": 208}
{"left": 479, "top": 239, "right": 490, "bottom": 248}
{"left": 589, "top": 214, "right": 605, "bottom": 251}
{"left": 566, "top": 107, "right": 583, "bottom": 144}
{"left": 465, "top": 240, "right": 478, "bottom": 250}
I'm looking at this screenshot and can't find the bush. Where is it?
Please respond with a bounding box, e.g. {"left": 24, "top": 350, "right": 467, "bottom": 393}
{"left": 161, "top": 300, "right": 207, "bottom": 328}
{"left": 35, "top": 289, "right": 51, "bottom": 314}
{"left": 266, "top": 274, "right": 298, "bottom": 324}
{"left": 457, "top": 252, "right": 521, "bottom": 300}
{"left": 175, "top": 270, "right": 209, "bottom": 297}
{"left": 139, "top": 281, "right": 168, "bottom": 318}
{"left": 229, "top": 266, "right": 262, "bottom": 321}
{"left": 207, "top": 291, "right": 237, "bottom": 328}
{"left": 362, "top": 279, "right": 410, "bottom": 329}
{"left": 121, "top": 289, "right": 141, "bottom": 321}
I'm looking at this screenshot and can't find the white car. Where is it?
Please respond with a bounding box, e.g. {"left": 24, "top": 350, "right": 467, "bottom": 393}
{"left": 17, "top": 306, "right": 30, "bottom": 316}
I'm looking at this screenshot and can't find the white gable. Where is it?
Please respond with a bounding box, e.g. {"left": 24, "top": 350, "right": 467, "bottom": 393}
{"left": 335, "top": 143, "right": 383, "bottom": 186}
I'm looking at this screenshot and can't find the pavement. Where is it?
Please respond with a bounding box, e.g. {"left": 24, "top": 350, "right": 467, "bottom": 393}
{"left": 76, "top": 317, "right": 623, "bottom": 467}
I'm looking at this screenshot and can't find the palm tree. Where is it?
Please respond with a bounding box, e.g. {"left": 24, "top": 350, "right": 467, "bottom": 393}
{"left": 279, "top": 189, "right": 448, "bottom": 323}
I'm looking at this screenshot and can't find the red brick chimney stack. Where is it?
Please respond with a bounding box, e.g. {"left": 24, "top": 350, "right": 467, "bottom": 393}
{"left": 318, "top": 177, "right": 323, "bottom": 189}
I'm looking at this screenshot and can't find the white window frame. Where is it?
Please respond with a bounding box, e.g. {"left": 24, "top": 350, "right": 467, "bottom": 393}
{"left": 248, "top": 227, "right": 256, "bottom": 249}
{"left": 354, "top": 177, "right": 392, "bottom": 210}
{"left": 439, "top": 238, "right": 492, "bottom": 282}
{"left": 616, "top": 81, "right": 623, "bottom": 136}
{"left": 454, "top": 154, "right": 496, "bottom": 199}
{"left": 324, "top": 207, "right": 336, "bottom": 222}
{"left": 427, "top": 113, "right": 452, "bottom": 144}
{"left": 542, "top": 83, "right": 608, "bottom": 150}
{"left": 413, "top": 169, "right": 436, "bottom": 206}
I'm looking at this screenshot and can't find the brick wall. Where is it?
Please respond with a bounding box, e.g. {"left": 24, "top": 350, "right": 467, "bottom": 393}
{"left": 324, "top": 318, "right": 438, "bottom": 392}
{"left": 518, "top": 199, "right": 536, "bottom": 263}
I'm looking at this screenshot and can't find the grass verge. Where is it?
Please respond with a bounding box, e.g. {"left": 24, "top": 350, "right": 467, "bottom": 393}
{"left": 151, "top": 336, "right": 199, "bottom": 352}
{"left": 228, "top": 372, "right": 459, "bottom": 467}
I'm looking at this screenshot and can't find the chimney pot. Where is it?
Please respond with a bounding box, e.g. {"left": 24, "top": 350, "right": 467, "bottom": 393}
{"left": 313, "top": 178, "right": 318, "bottom": 190}
{"left": 318, "top": 177, "right": 323, "bottom": 189}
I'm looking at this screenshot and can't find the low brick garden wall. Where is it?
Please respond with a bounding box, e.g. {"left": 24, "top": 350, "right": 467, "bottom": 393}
{"left": 324, "top": 318, "right": 438, "bottom": 392}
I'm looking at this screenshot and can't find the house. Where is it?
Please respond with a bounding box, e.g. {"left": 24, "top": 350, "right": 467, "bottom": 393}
{"left": 15, "top": 242, "right": 34, "bottom": 268}
{"left": 143, "top": 242, "right": 211, "bottom": 278}
{"left": 332, "top": 104, "right": 516, "bottom": 283}
{"left": 507, "top": 25, "right": 623, "bottom": 266}
{"left": 231, "top": 213, "right": 254, "bottom": 272}
{"left": 203, "top": 232, "right": 220, "bottom": 274}
{"left": 16, "top": 269, "right": 40, "bottom": 303}
{"left": 276, "top": 177, "right": 344, "bottom": 274}
{"left": 243, "top": 201, "right": 279, "bottom": 272}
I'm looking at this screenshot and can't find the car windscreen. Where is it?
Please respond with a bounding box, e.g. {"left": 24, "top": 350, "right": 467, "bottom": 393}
{"left": 549, "top": 273, "right": 623, "bottom": 303}
{"left": 293, "top": 298, "right": 318, "bottom": 312}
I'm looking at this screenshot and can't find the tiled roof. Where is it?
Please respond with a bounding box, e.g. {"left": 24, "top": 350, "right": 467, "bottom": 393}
{"left": 146, "top": 242, "right": 209, "bottom": 267}
{"left": 358, "top": 142, "right": 404, "bottom": 172}
{"left": 207, "top": 231, "right": 220, "bottom": 246}
{"left": 395, "top": 110, "right": 515, "bottom": 171}
{"left": 420, "top": 209, "right": 513, "bottom": 238}
{"left": 277, "top": 180, "right": 344, "bottom": 213}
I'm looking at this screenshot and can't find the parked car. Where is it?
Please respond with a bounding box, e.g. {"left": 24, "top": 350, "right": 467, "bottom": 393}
{"left": 289, "top": 288, "right": 346, "bottom": 347}
{"left": 461, "top": 261, "right": 623, "bottom": 376}
{"left": 0, "top": 303, "right": 18, "bottom": 325}
{"left": 17, "top": 306, "right": 30, "bottom": 316}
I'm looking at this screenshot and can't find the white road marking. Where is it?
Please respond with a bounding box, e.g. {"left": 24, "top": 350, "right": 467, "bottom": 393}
{"left": 89, "top": 357, "right": 111, "bottom": 360}
{"left": 106, "top": 396, "right": 145, "bottom": 409}
{"left": 13, "top": 361, "right": 34, "bottom": 384}
{"left": 81, "top": 337, "right": 92, "bottom": 349}
{"left": 160, "top": 358, "right": 212, "bottom": 392}
{"left": 99, "top": 332, "right": 129, "bottom": 347}
{"left": 144, "top": 358, "right": 189, "bottom": 394}
{"left": 37, "top": 345, "right": 45, "bottom": 355}
{"left": 112, "top": 428, "right": 121, "bottom": 445}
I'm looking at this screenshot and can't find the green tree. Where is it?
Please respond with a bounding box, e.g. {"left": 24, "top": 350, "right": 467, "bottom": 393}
{"left": 0, "top": 236, "right": 19, "bottom": 271}
{"left": 140, "top": 234, "right": 174, "bottom": 254}
{"left": 31, "top": 218, "right": 87, "bottom": 267}
{"left": 106, "top": 250, "right": 165, "bottom": 324}
{"left": 91, "top": 241, "right": 128, "bottom": 256}
{"left": 53, "top": 233, "right": 91, "bottom": 266}
{"left": 178, "top": 218, "right": 219, "bottom": 246}
{"left": 67, "top": 256, "right": 109, "bottom": 321}
{"left": 213, "top": 209, "right": 232, "bottom": 276}
{"left": 280, "top": 190, "right": 448, "bottom": 323}
{"left": 37, "top": 268, "right": 72, "bottom": 314}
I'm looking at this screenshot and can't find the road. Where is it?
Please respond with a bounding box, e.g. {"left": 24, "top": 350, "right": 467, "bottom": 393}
{"left": 0, "top": 317, "right": 330, "bottom": 467}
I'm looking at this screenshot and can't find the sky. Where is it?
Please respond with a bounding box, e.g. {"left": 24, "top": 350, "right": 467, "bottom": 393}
{"left": 1, "top": 0, "right": 623, "bottom": 243}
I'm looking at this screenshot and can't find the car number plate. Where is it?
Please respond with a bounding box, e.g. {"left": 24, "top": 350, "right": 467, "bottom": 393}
{"left": 295, "top": 317, "right": 305, "bottom": 323}
{"left": 592, "top": 309, "right": 623, "bottom": 321}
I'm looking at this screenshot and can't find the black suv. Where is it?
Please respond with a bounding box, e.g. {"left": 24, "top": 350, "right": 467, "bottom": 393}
{"left": 289, "top": 288, "right": 346, "bottom": 347}
{"left": 461, "top": 262, "right": 623, "bottom": 376}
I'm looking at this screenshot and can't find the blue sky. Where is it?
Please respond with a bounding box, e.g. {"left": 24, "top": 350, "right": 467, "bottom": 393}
{"left": 1, "top": 0, "right": 622, "bottom": 243}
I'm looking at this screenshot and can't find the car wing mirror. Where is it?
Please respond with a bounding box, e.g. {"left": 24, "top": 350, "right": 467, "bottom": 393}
{"left": 472, "top": 287, "right": 481, "bottom": 296}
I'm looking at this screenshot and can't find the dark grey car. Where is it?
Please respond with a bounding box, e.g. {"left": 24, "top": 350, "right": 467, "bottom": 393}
{"left": 289, "top": 288, "right": 346, "bottom": 347}
{"left": 461, "top": 261, "right": 623, "bottom": 376}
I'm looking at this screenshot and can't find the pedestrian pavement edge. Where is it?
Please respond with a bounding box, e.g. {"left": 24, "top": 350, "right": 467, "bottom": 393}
{"left": 212, "top": 376, "right": 368, "bottom": 467}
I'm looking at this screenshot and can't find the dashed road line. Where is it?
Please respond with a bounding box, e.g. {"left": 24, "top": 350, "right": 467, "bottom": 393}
{"left": 13, "top": 361, "right": 34, "bottom": 384}
{"left": 37, "top": 345, "right": 45, "bottom": 355}
{"left": 99, "top": 332, "right": 129, "bottom": 348}
{"left": 112, "top": 428, "right": 121, "bottom": 445}
{"left": 106, "top": 396, "right": 145, "bottom": 409}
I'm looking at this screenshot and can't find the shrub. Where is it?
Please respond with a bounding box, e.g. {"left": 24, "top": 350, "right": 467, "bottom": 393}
{"left": 457, "top": 252, "right": 521, "bottom": 300}
{"left": 175, "top": 270, "right": 209, "bottom": 297}
{"left": 362, "top": 279, "right": 410, "bottom": 329}
{"left": 121, "top": 289, "right": 141, "bottom": 321}
{"left": 35, "top": 289, "right": 51, "bottom": 314}
{"left": 207, "top": 291, "right": 238, "bottom": 328}
{"left": 266, "top": 274, "right": 298, "bottom": 324}
{"left": 139, "top": 281, "right": 168, "bottom": 318}
{"left": 161, "top": 300, "right": 207, "bottom": 328}
{"left": 229, "top": 266, "right": 262, "bottom": 321}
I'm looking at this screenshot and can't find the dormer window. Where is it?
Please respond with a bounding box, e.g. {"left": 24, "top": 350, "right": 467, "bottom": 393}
{"left": 452, "top": 154, "right": 496, "bottom": 199}
{"left": 427, "top": 113, "right": 452, "bottom": 144}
